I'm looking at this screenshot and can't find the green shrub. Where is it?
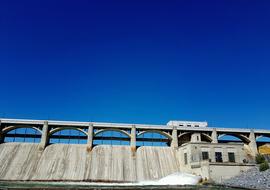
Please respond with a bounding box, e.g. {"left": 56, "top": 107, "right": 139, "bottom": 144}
{"left": 259, "top": 161, "right": 269, "bottom": 172}
{"left": 256, "top": 154, "right": 265, "bottom": 164}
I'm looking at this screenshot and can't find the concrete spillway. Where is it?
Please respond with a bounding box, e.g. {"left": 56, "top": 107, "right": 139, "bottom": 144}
{"left": 0, "top": 143, "right": 180, "bottom": 182}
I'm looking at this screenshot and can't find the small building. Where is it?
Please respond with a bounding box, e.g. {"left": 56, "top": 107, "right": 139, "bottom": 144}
{"left": 167, "top": 120, "right": 208, "bottom": 128}
{"left": 177, "top": 142, "right": 255, "bottom": 182}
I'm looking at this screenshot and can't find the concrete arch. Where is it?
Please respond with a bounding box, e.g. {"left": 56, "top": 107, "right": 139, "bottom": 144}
{"left": 178, "top": 132, "right": 212, "bottom": 142}
{"left": 2, "top": 125, "right": 42, "bottom": 135}
{"left": 256, "top": 134, "right": 270, "bottom": 141}
{"left": 201, "top": 133, "right": 213, "bottom": 142}
{"left": 178, "top": 132, "right": 190, "bottom": 138}
{"left": 94, "top": 128, "right": 131, "bottom": 138}
{"left": 178, "top": 132, "right": 192, "bottom": 146}
{"left": 49, "top": 127, "right": 88, "bottom": 136}
{"left": 218, "top": 133, "right": 250, "bottom": 144}
{"left": 137, "top": 130, "right": 172, "bottom": 140}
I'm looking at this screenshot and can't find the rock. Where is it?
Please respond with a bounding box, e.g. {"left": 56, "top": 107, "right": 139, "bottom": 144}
{"left": 220, "top": 166, "right": 270, "bottom": 189}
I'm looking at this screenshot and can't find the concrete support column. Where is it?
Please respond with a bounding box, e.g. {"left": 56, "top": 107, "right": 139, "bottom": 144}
{"left": 87, "top": 123, "right": 94, "bottom": 152}
{"left": 130, "top": 125, "right": 136, "bottom": 152}
{"left": 211, "top": 128, "right": 218, "bottom": 143}
{"left": 171, "top": 127, "right": 178, "bottom": 148}
{"left": 248, "top": 130, "right": 258, "bottom": 157}
{"left": 39, "top": 121, "right": 49, "bottom": 150}
{"left": 0, "top": 120, "right": 3, "bottom": 144}
{"left": 191, "top": 133, "right": 201, "bottom": 142}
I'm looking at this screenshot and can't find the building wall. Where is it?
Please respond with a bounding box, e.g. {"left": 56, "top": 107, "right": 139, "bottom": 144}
{"left": 176, "top": 142, "right": 255, "bottom": 180}
{"left": 178, "top": 142, "right": 251, "bottom": 164}
{"left": 208, "top": 164, "right": 254, "bottom": 183}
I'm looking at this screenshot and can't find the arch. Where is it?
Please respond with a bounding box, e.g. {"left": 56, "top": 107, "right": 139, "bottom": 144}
{"left": 2, "top": 125, "right": 42, "bottom": 135}
{"left": 178, "top": 132, "right": 213, "bottom": 143}
{"left": 49, "top": 127, "right": 88, "bottom": 136}
{"left": 3, "top": 126, "right": 42, "bottom": 143}
{"left": 178, "top": 132, "right": 212, "bottom": 141}
{"left": 201, "top": 133, "right": 213, "bottom": 142}
{"left": 178, "top": 132, "right": 192, "bottom": 146}
{"left": 218, "top": 134, "right": 225, "bottom": 139}
{"left": 137, "top": 130, "right": 172, "bottom": 140}
{"left": 218, "top": 133, "right": 250, "bottom": 144}
{"left": 256, "top": 134, "right": 270, "bottom": 142}
{"left": 178, "top": 132, "right": 190, "bottom": 138}
{"left": 94, "top": 128, "right": 131, "bottom": 138}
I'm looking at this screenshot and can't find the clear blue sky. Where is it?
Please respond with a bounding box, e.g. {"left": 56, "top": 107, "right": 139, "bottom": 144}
{"left": 1, "top": 0, "right": 270, "bottom": 129}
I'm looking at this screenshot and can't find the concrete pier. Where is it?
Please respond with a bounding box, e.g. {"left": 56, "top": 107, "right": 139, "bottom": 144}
{"left": 211, "top": 128, "right": 218, "bottom": 143}
{"left": 87, "top": 123, "right": 94, "bottom": 151}
{"left": 248, "top": 130, "right": 258, "bottom": 156}
{"left": 39, "top": 121, "right": 49, "bottom": 150}
{"left": 0, "top": 121, "right": 3, "bottom": 144}
{"left": 171, "top": 127, "right": 178, "bottom": 148}
{"left": 130, "top": 125, "right": 136, "bottom": 151}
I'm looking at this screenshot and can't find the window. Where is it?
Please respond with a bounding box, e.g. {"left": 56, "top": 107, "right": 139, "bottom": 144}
{"left": 195, "top": 125, "right": 199, "bottom": 127}
{"left": 187, "top": 125, "right": 191, "bottom": 127}
{"left": 228, "top": 152, "right": 235, "bottom": 163}
{"left": 215, "top": 152, "right": 223, "bottom": 162}
{"left": 202, "top": 152, "right": 209, "bottom": 160}
{"left": 184, "top": 153, "right": 188, "bottom": 165}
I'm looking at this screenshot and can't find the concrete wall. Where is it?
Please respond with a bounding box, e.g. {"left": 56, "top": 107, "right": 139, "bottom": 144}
{"left": 0, "top": 143, "right": 180, "bottom": 182}
{"left": 136, "top": 146, "right": 180, "bottom": 181}
{"left": 208, "top": 164, "right": 254, "bottom": 183}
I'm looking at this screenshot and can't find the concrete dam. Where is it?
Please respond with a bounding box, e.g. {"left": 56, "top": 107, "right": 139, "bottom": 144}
{"left": 0, "top": 119, "right": 270, "bottom": 182}
{"left": 0, "top": 143, "right": 180, "bottom": 182}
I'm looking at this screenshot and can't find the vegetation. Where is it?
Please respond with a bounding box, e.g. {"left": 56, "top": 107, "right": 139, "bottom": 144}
{"left": 259, "top": 161, "right": 269, "bottom": 172}
{"left": 255, "top": 154, "right": 265, "bottom": 164}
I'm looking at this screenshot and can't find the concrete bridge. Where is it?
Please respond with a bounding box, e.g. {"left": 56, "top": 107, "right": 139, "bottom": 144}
{"left": 1, "top": 118, "right": 270, "bottom": 156}
{"left": 0, "top": 118, "right": 270, "bottom": 182}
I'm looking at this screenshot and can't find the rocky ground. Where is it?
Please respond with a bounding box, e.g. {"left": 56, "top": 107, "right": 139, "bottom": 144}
{"left": 220, "top": 166, "right": 270, "bottom": 190}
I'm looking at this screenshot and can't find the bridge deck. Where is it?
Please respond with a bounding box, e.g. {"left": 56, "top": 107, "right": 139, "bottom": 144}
{"left": 1, "top": 118, "right": 270, "bottom": 135}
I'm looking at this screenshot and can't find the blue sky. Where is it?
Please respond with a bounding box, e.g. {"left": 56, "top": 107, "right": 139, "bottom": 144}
{"left": 1, "top": 0, "right": 270, "bottom": 130}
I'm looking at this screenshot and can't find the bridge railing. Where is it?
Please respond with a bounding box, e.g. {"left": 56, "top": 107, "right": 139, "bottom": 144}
{"left": 0, "top": 119, "right": 269, "bottom": 155}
